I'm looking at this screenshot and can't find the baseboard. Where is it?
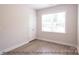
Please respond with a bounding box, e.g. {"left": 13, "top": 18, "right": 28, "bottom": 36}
{"left": 37, "top": 38, "right": 76, "bottom": 48}
{"left": 0, "top": 39, "right": 34, "bottom": 55}
{"left": 0, "top": 38, "right": 77, "bottom": 54}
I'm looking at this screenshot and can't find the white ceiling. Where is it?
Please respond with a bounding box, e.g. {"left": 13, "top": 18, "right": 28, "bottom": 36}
{"left": 27, "top": 4, "right": 58, "bottom": 10}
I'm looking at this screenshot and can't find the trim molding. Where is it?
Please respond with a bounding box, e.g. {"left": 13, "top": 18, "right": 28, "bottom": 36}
{"left": 37, "top": 38, "right": 77, "bottom": 48}
{"left": 0, "top": 40, "right": 33, "bottom": 55}
{"left": 0, "top": 38, "right": 77, "bottom": 54}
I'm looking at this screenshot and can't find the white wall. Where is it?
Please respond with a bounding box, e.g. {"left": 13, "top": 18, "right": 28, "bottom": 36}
{"left": 78, "top": 4, "right": 79, "bottom": 53}
{"left": 0, "top": 5, "right": 36, "bottom": 52}
{"left": 36, "top": 4, "right": 77, "bottom": 47}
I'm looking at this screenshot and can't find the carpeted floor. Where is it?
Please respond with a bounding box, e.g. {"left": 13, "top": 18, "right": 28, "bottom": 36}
{"left": 4, "top": 39, "right": 78, "bottom": 55}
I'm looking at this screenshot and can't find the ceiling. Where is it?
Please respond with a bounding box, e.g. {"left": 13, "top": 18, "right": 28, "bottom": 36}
{"left": 27, "top": 4, "right": 58, "bottom": 10}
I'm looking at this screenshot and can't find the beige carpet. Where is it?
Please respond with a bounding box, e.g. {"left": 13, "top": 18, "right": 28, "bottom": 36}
{"left": 4, "top": 39, "right": 78, "bottom": 55}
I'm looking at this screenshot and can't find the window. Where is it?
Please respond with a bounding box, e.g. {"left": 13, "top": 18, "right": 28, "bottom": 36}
{"left": 42, "top": 12, "right": 66, "bottom": 33}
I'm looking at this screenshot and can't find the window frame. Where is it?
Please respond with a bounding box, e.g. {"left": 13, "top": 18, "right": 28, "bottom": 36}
{"left": 41, "top": 12, "right": 66, "bottom": 33}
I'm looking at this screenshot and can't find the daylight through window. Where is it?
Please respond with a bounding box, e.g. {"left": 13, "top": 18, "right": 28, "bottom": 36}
{"left": 42, "top": 12, "right": 66, "bottom": 33}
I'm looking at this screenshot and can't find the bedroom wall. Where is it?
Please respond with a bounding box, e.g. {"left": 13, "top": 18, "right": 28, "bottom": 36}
{"left": 0, "top": 5, "right": 36, "bottom": 52}
{"left": 36, "top": 4, "right": 77, "bottom": 47}
{"left": 78, "top": 4, "right": 79, "bottom": 53}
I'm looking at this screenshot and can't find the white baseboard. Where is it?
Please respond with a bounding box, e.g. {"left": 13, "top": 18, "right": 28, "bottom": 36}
{"left": 37, "top": 38, "right": 76, "bottom": 48}
{"left": 0, "top": 38, "right": 77, "bottom": 54}
{"left": 0, "top": 39, "right": 34, "bottom": 55}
